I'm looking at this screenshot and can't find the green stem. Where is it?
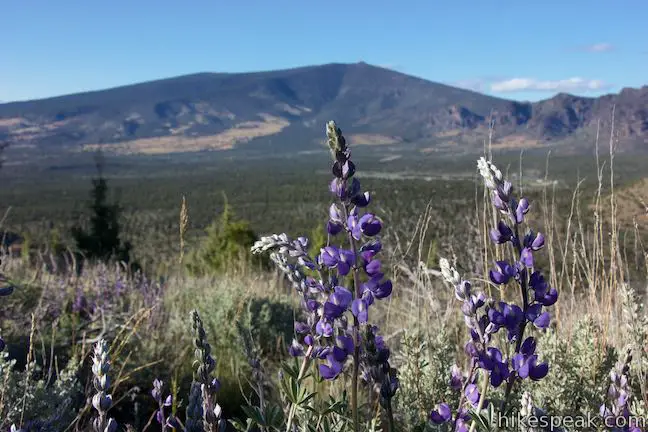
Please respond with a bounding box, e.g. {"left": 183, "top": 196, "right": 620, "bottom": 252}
{"left": 469, "top": 371, "right": 490, "bottom": 432}
{"left": 453, "top": 360, "right": 477, "bottom": 430}
{"left": 285, "top": 346, "right": 313, "bottom": 432}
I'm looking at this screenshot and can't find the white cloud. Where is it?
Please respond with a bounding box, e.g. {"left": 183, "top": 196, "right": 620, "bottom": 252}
{"left": 490, "top": 77, "right": 611, "bottom": 93}
{"left": 581, "top": 42, "right": 614, "bottom": 52}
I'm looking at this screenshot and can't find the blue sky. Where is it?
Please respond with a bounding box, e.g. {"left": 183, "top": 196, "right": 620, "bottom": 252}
{"left": 2, "top": 0, "right": 647, "bottom": 102}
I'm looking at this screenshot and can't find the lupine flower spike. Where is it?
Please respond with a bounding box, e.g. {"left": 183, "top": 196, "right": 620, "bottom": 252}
{"left": 190, "top": 309, "right": 226, "bottom": 432}
{"left": 600, "top": 349, "right": 641, "bottom": 432}
{"left": 151, "top": 378, "right": 180, "bottom": 431}
{"left": 428, "top": 157, "right": 557, "bottom": 430}
{"left": 91, "top": 339, "right": 118, "bottom": 432}
{"left": 252, "top": 121, "right": 397, "bottom": 431}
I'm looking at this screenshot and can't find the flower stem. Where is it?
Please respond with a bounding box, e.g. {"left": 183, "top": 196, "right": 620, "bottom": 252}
{"left": 453, "top": 360, "right": 477, "bottom": 430}
{"left": 343, "top": 204, "right": 363, "bottom": 432}
{"left": 285, "top": 346, "right": 313, "bottom": 432}
{"left": 500, "top": 222, "right": 530, "bottom": 413}
{"left": 469, "top": 371, "right": 490, "bottom": 432}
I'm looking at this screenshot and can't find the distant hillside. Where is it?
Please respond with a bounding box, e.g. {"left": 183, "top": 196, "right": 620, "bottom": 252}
{"left": 1, "top": 62, "right": 647, "bottom": 158}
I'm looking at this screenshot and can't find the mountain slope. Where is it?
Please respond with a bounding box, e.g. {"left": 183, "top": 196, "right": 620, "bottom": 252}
{"left": 1, "top": 62, "right": 646, "bottom": 156}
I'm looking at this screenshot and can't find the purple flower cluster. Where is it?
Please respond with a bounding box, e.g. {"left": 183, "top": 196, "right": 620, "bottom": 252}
{"left": 252, "top": 121, "right": 396, "bottom": 386}
{"left": 151, "top": 378, "right": 180, "bottom": 431}
{"left": 429, "top": 158, "right": 558, "bottom": 430}
{"left": 600, "top": 350, "right": 641, "bottom": 432}
{"left": 91, "top": 339, "right": 118, "bottom": 432}
{"left": 190, "top": 310, "right": 226, "bottom": 431}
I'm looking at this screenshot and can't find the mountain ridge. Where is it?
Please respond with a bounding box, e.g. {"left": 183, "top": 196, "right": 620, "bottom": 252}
{"left": 1, "top": 62, "right": 647, "bottom": 157}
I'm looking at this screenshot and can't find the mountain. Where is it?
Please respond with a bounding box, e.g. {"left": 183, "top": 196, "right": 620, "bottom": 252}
{"left": 1, "top": 62, "right": 647, "bottom": 157}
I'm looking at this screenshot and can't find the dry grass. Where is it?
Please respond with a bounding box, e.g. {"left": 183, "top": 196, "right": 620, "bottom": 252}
{"left": 0, "top": 117, "right": 26, "bottom": 127}
{"left": 435, "top": 130, "right": 462, "bottom": 138}
{"left": 82, "top": 114, "right": 291, "bottom": 155}
{"left": 348, "top": 134, "right": 403, "bottom": 146}
{"left": 490, "top": 134, "right": 542, "bottom": 149}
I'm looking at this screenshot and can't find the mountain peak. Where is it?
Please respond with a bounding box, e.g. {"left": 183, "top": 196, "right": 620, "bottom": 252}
{"left": 0, "top": 63, "right": 646, "bottom": 157}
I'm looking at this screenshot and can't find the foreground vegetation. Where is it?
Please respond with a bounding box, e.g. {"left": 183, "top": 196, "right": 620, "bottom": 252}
{"left": 1, "top": 122, "right": 647, "bottom": 431}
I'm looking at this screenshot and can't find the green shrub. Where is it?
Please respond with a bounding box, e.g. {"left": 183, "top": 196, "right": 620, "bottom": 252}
{"left": 186, "top": 197, "right": 269, "bottom": 276}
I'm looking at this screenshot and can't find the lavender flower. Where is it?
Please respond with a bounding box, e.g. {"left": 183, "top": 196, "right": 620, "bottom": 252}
{"left": 190, "top": 310, "right": 226, "bottom": 432}
{"left": 600, "top": 349, "right": 641, "bottom": 432}
{"left": 91, "top": 339, "right": 118, "bottom": 432}
{"left": 477, "top": 157, "right": 555, "bottom": 405}
{"left": 252, "top": 121, "right": 397, "bottom": 431}
{"left": 151, "top": 379, "right": 178, "bottom": 431}
{"left": 428, "top": 158, "right": 557, "bottom": 430}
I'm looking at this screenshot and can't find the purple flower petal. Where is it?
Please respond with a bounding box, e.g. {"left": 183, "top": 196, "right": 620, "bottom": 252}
{"left": 429, "top": 403, "right": 452, "bottom": 424}
{"left": 359, "top": 213, "right": 382, "bottom": 237}
{"left": 533, "top": 311, "right": 551, "bottom": 329}
{"left": 365, "top": 259, "right": 381, "bottom": 276}
{"left": 521, "top": 337, "right": 536, "bottom": 356}
{"left": 352, "top": 299, "right": 368, "bottom": 323}
{"left": 319, "top": 356, "right": 343, "bottom": 380}
{"left": 520, "top": 247, "right": 534, "bottom": 267}
{"left": 530, "top": 361, "right": 549, "bottom": 380}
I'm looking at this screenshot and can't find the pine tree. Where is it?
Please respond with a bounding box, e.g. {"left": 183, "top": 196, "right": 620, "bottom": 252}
{"left": 71, "top": 152, "right": 132, "bottom": 265}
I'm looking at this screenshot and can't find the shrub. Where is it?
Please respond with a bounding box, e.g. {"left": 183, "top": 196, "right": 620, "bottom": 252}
{"left": 186, "top": 196, "right": 268, "bottom": 276}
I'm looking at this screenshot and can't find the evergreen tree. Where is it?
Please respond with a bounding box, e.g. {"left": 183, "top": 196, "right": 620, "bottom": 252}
{"left": 71, "top": 152, "right": 132, "bottom": 265}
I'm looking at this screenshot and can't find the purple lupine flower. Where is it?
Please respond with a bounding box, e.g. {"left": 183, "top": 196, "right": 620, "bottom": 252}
{"left": 358, "top": 213, "right": 382, "bottom": 237}
{"left": 600, "top": 351, "right": 641, "bottom": 431}
{"left": 252, "top": 121, "right": 397, "bottom": 427}
{"left": 511, "top": 339, "right": 549, "bottom": 381}
{"left": 520, "top": 247, "right": 534, "bottom": 267}
{"left": 477, "top": 347, "right": 510, "bottom": 387}
{"left": 525, "top": 304, "right": 551, "bottom": 329}
{"left": 151, "top": 378, "right": 176, "bottom": 431}
{"left": 514, "top": 198, "right": 530, "bottom": 224}
{"left": 488, "top": 302, "right": 524, "bottom": 341}
{"left": 315, "top": 319, "right": 334, "bottom": 337}
{"left": 490, "top": 220, "right": 513, "bottom": 244}
{"left": 530, "top": 271, "right": 559, "bottom": 306}
{"left": 319, "top": 356, "right": 344, "bottom": 380}
{"left": 323, "top": 286, "right": 353, "bottom": 319}
{"left": 511, "top": 354, "right": 549, "bottom": 381}
{"left": 465, "top": 383, "right": 483, "bottom": 408}
{"left": 362, "top": 274, "right": 393, "bottom": 300}
{"left": 450, "top": 365, "right": 463, "bottom": 390}
{"left": 429, "top": 403, "right": 452, "bottom": 424}
{"left": 489, "top": 261, "right": 518, "bottom": 285}
{"left": 524, "top": 230, "right": 545, "bottom": 251}
{"left": 352, "top": 299, "right": 369, "bottom": 323}
{"left": 364, "top": 258, "right": 381, "bottom": 277}
{"left": 477, "top": 156, "right": 559, "bottom": 409}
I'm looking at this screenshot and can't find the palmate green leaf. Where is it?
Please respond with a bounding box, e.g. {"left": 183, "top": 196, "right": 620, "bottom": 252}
{"left": 280, "top": 376, "right": 300, "bottom": 404}
{"left": 229, "top": 417, "right": 254, "bottom": 432}
{"left": 467, "top": 403, "right": 498, "bottom": 432}
{"left": 243, "top": 405, "right": 285, "bottom": 429}
{"left": 281, "top": 361, "right": 301, "bottom": 381}
{"left": 241, "top": 405, "right": 265, "bottom": 425}
{"left": 297, "top": 389, "right": 316, "bottom": 406}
